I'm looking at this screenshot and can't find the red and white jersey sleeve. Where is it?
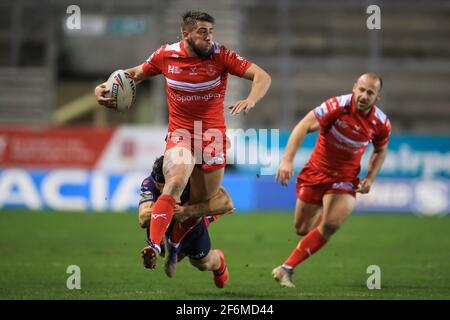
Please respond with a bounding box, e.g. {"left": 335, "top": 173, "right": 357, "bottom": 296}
{"left": 372, "top": 112, "right": 391, "bottom": 148}
{"left": 142, "top": 45, "right": 166, "bottom": 77}
{"left": 221, "top": 47, "right": 252, "bottom": 77}
{"left": 313, "top": 95, "right": 350, "bottom": 129}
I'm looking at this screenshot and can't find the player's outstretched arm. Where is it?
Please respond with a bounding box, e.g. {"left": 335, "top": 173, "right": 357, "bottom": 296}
{"left": 356, "top": 144, "right": 388, "bottom": 194}
{"left": 173, "top": 187, "right": 235, "bottom": 223}
{"left": 229, "top": 64, "right": 271, "bottom": 115}
{"left": 275, "top": 110, "right": 320, "bottom": 186}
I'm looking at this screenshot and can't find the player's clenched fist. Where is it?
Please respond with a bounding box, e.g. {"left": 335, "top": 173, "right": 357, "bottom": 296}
{"left": 275, "top": 159, "right": 295, "bottom": 186}
{"left": 94, "top": 83, "right": 116, "bottom": 109}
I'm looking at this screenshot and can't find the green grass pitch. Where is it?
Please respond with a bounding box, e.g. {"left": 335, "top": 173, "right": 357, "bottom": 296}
{"left": 0, "top": 210, "right": 449, "bottom": 299}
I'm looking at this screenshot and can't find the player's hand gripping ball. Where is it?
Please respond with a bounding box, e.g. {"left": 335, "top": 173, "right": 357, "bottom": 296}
{"left": 105, "top": 70, "right": 136, "bottom": 112}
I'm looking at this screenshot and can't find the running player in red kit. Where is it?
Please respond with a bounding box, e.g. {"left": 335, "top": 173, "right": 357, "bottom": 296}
{"left": 273, "top": 73, "right": 390, "bottom": 288}
{"left": 95, "top": 11, "right": 271, "bottom": 270}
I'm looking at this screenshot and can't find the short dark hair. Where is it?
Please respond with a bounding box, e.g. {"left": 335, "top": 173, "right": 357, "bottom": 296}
{"left": 181, "top": 11, "right": 215, "bottom": 32}
{"left": 151, "top": 156, "right": 165, "bottom": 183}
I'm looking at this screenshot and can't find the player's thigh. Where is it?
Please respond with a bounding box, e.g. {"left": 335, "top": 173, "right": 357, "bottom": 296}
{"left": 322, "top": 193, "right": 356, "bottom": 228}
{"left": 294, "top": 199, "right": 322, "bottom": 234}
{"left": 163, "top": 146, "right": 195, "bottom": 186}
{"left": 189, "top": 166, "right": 224, "bottom": 203}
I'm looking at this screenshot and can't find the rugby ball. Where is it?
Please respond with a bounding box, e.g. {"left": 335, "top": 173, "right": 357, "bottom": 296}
{"left": 105, "top": 69, "right": 136, "bottom": 112}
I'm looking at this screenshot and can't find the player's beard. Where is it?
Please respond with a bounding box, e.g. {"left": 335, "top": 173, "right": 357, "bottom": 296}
{"left": 356, "top": 97, "right": 374, "bottom": 114}
{"left": 188, "top": 36, "right": 213, "bottom": 58}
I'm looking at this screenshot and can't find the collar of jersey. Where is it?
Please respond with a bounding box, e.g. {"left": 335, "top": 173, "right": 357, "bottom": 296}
{"left": 178, "top": 41, "right": 188, "bottom": 57}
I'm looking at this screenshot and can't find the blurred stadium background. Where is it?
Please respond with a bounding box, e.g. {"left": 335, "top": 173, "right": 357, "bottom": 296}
{"left": 0, "top": 0, "right": 449, "bottom": 299}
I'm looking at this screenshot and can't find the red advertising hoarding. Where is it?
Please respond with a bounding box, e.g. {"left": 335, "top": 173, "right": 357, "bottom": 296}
{"left": 0, "top": 126, "right": 115, "bottom": 169}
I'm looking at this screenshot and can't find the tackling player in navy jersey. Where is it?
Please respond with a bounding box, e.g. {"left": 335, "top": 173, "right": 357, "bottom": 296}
{"left": 138, "top": 156, "right": 234, "bottom": 288}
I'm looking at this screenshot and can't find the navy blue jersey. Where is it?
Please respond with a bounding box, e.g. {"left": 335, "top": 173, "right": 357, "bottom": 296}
{"left": 139, "top": 175, "right": 190, "bottom": 205}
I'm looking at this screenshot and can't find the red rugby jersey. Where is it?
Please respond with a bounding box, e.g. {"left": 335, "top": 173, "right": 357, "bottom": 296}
{"left": 309, "top": 94, "right": 391, "bottom": 179}
{"left": 142, "top": 41, "right": 252, "bottom": 135}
